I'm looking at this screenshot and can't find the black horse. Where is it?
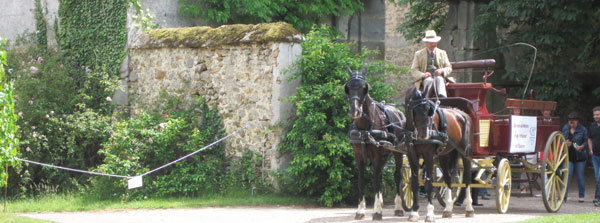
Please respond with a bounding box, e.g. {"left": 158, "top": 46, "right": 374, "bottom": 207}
{"left": 344, "top": 67, "right": 407, "bottom": 220}
{"left": 404, "top": 87, "right": 474, "bottom": 222}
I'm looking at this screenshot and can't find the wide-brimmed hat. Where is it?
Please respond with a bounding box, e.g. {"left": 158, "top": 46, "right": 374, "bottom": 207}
{"left": 567, "top": 112, "right": 580, "bottom": 120}
{"left": 422, "top": 30, "right": 441, "bottom": 43}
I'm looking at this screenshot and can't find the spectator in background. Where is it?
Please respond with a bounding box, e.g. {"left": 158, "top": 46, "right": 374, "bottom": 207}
{"left": 562, "top": 112, "right": 588, "bottom": 203}
{"left": 588, "top": 106, "right": 600, "bottom": 207}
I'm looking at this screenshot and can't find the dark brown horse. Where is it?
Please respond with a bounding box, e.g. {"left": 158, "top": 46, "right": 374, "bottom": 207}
{"left": 404, "top": 87, "right": 474, "bottom": 222}
{"left": 344, "top": 67, "right": 406, "bottom": 220}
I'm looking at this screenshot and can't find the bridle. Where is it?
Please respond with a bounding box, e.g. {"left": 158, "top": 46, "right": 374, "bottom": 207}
{"left": 345, "top": 73, "right": 368, "bottom": 118}
{"left": 408, "top": 97, "right": 439, "bottom": 137}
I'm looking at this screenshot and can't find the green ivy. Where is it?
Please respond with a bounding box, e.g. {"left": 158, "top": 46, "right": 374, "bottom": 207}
{"left": 58, "top": 0, "right": 128, "bottom": 76}
{"left": 34, "top": 0, "right": 48, "bottom": 49}
{"left": 178, "top": 0, "right": 364, "bottom": 32}
{"left": 279, "top": 26, "right": 398, "bottom": 207}
{"left": 0, "top": 37, "right": 20, "bottom": 188}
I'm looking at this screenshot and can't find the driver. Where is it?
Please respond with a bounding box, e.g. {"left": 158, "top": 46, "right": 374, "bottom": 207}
{"left": 410, "top": 30, "right": 453, "bottom": 98}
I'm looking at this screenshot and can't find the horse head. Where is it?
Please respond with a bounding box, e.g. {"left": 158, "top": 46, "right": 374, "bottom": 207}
{"left": 344, "top": 66, "right": 369, "bottom": 119}
{"left": 406, "top": 87, "right": 435, "bottom": 140}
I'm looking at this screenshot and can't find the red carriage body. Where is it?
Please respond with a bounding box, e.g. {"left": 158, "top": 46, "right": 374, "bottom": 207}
{"left": 437, "top": 60, "right": 560, "bottom": 158}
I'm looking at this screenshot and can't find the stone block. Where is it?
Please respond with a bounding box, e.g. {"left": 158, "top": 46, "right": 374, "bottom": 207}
{"left": 363, "top": 0, "right": 386, "bottom": 16}
{"left": 360, "top": 18, "right": 385, "bottom": 40}
{"left": 119, "top": 56, "right": 129, "bottom": 78}
{"left": 129, "top": 71, "right": 138, "bottom": 82}
{"left": 457, "top": 1, "right": 469, "bottom": 30}
{"left": 113, "top": 79, "right": 129, "bottom": 105}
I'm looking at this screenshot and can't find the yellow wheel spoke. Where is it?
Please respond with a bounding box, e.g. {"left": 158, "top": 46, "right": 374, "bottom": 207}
{"left": 555, "top": 175, "right": 566, "bottom": 187}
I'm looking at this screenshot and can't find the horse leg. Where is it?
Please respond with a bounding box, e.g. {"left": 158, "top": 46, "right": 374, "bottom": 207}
{"left": 462, "top": 156, "right": 475, "bottom": 217}
{"left": 355, "top": 156, "right": 366, "bottom": 220}
{"left": 372, "top": 153, "right": 387, "bottom": 220}
{"left": 407, "top": 149, "right": 420, "bottom": 222}
{"left": 440, "top": 153, "right": 457, "bottom": 218}
{"left": 393, "top": 153, "right": 404, "bottom": 217}
{"left": 424, "top": 152, "right": 436, "bottom": 222}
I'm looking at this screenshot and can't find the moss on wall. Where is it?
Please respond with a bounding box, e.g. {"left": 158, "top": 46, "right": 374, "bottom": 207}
{"left": 139, "top": 22, "right": 301, "bottom": 49}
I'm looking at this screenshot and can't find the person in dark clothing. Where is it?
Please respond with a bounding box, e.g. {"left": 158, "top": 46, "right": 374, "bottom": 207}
{"left": 588, "top": 106, "right": 600, "bottom": 206}
{"left": 562, "top": 112, "right": 588, "bottom": 202}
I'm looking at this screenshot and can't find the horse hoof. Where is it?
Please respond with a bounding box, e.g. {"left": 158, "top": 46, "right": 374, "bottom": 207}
{"left": 372, "top": 212, "right": 383, "bottom": 220}
{"left": 394, "top": 210, "right": 404, "bottom": 217}
{"left": 465, "top": 211, "right": 475, "bottom": 218}
{"left": 425, "top": 216, "right": 435, "bottom": 222}
{"left": 355, "top": 213, "right": 365, "bottom": 220}
{"left": 442, "top": 211, "right": 452, "bottom": 218}
{"left": 408, "top": 215, "right": 419, "bottom": 222}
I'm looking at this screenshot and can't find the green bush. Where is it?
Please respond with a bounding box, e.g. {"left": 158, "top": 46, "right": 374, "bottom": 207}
{"left": 279, "top": 25, "right": 400, "bottom": 207}
{"left": 92, "top": 94, "right": 262, "bottom": 199}
{"left": 4, "top": 38, "right": 116, "bottom": 196}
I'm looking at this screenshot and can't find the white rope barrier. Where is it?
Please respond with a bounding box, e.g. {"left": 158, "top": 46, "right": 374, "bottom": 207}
{"left": 15, "top": 157, "right": 131, "bottom": 178}
{"left": 14, "top": 128, "right": 243, "bottom": 189}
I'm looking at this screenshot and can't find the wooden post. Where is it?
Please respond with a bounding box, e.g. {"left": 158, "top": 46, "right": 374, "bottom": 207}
{"left": 4, "top": 164, "right": 7, "bottom": 212}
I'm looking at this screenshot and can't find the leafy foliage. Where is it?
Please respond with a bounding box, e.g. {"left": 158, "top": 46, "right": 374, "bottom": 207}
{"left": 130, "top": 0, "right": 159, "bottom": 32}
{"left": 5, "top": 41, "right": 115, "bottom": 195}
{"left": 472, "top": 0, "right": 600, "bottom": 102}
{"left": 58, "top": 0, "right": 128, "bottom": 77}
{"left": 389, "top": 0, "right": 448, "bottom": 42}
{"left": 93, "top": 94, "right": 263, "bottom": 200}
{"left": 280, "top": 26, "right": 398, "bottom": 207}
{"left": 34, "top": 0, "right": 48, "bottom": 49}
{"left": 178, "top": 0, "right": 364, "bottom": 32}
{"left": 0, "top": 37, "right": 20, "bottom": 189}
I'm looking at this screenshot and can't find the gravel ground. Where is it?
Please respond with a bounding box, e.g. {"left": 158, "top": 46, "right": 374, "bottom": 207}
{"left": 20, "top": 172, "right": 600, "bottom": 223}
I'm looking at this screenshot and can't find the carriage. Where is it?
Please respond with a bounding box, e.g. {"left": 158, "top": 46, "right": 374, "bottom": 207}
{"left": 397, "top": 59, "right": 569, "bottom": 214}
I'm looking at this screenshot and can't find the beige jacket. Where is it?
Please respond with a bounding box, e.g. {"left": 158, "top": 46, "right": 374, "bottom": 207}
{"left": 410, "top": 47, "right": 452, "bottom": 88}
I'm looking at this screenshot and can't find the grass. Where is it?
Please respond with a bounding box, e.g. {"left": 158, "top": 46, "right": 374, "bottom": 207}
{"left": 0, "top": 213, "right": 54, "bottom": 223}
{"left": 519, "top": 212, "right": 600, "bottom": 223}
{"left": 4, "top": 191, "right": 316, "bottom": 213}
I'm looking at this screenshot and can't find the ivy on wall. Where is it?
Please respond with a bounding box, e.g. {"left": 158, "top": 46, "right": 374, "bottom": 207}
{"left": 58, "top": 0, "right": 128, "bottom": 76}
{"left": 34, "top": 0, "right": 48, "bottom": 49}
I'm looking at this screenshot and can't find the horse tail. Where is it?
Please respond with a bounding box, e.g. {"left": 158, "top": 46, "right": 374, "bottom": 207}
{"left": 459, "top": 111, "right": 472, "bottom": 157}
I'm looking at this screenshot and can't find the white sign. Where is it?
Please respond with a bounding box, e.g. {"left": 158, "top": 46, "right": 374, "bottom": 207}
{"left": 510, "top": 115, "right": 537, "bottom": 153}
{"left": 128, "top": 176, "right": 143, "bottom": 189}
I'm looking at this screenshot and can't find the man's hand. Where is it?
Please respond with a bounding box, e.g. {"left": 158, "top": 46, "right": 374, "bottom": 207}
{"left": 566, "top": 139, "right": 572, "bottom": 147}
{"left": 434, "top": 69, "right": 444, "bottom": 77}
{"left": 422, "top": 72, "right": 432, "bottom": 78}
{"left": 577, "top": 145, "right": 584, "bottom": 151}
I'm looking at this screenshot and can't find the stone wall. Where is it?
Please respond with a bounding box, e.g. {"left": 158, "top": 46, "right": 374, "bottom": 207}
{"left": 0, "top": 0, "right": 59, "bottom": 47}
{"left": 127, "top": 23, "right": 302, "bottom": 172}
{"left": 384, "top": 1, "right": 421, "bottom": 100}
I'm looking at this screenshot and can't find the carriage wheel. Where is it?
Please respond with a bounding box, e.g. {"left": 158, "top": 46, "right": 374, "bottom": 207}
{"left": 541, "top": 131, "right": 569, "bottom": 213}
{"left": 436, "top": 167, "right": 463, "bottom": 207}
{"left": 495, "top": 158, "right": 511, "bottom": 214}
{"left": 400, "top": 167, "right": 413, "bottom": 211}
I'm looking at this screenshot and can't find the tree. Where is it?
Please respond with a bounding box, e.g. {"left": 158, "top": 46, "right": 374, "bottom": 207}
{"left": 178, "top": 0, "right": 364, "bottom": 32}
{"left": 392, "top": 0, "right": 600, "bottom": 114}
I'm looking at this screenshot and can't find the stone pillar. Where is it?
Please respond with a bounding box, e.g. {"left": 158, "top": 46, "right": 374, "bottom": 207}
{"left": 335, "top": 0, "right": 386, "bottom": 60}
{"left": 439, "top": 0, "right": 489, "bottom": 83}
{"left": 384, "top": 1, "right": 422, "bottom": 100}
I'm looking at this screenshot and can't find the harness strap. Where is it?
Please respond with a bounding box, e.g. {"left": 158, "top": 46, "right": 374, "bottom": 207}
{"left": 436, "top": 107, "right": 447, "bottom": 133}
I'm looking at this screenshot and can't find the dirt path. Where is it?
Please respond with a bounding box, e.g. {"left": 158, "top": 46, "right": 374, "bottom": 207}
{"left": 20, "top": 195, "right": 600, "bottom": 223}
{"left": 20, "top": 172, "right": 600, "bottom": 222}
